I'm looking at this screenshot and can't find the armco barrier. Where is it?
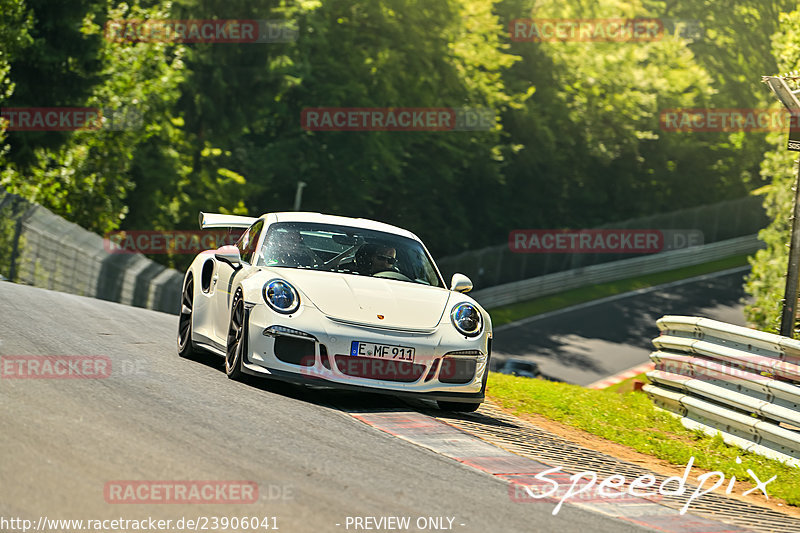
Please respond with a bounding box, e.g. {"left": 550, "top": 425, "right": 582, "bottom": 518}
{"left": 0, "top": 188, "right": 183, "bottom": 314}
{"left": 470, "top": 235, "right": 762, "bottom": 309}
{"left": 644, "top": 315, "right": 800, "bottom": 467}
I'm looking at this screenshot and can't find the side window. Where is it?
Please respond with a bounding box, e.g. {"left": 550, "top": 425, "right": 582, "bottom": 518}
{"left": 236, "top": 219, "right": 264, "bottom": 265}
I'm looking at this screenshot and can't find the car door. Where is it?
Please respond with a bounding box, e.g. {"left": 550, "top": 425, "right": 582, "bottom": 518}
{"left": 213, "top": 218, "right": 264, "bottom": 341}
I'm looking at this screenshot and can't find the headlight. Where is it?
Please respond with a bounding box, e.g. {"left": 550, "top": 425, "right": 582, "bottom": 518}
{"left": 450, "top": 302, "right": 482, "bottom": 337}
{"left": 263, "top": 279, "right": 300, "bottom": 314}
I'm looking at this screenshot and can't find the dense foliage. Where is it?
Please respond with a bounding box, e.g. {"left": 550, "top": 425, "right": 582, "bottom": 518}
{"left": 0, "top": 0, "right": 797, "bottom": 276}
{"left": 744, "top": 10, "right": 800, "bottom": 332}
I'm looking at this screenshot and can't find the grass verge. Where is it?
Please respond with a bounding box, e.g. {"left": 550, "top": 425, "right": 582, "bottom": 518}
{"left": 488, "top": 254, "right": 750, "bottom": 327}
{"left": 603, "top": 372, "right": 650, "bottom": 394}
{"left": 486, "top": 372, "right": 800, "bottom": 506}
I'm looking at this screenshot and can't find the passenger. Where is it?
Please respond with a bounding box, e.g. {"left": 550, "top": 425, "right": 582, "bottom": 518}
{"left": 263, "top": 229, "right": 317, "bottom": 267}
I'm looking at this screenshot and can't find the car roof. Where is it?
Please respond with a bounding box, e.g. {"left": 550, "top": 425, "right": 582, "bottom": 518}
{"left": 265, "top": 212, "right": 422, "bottom": 242}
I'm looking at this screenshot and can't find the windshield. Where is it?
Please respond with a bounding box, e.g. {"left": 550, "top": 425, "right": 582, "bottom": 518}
{"left": 256, "top": 222, "right": 443, "bottom": 287}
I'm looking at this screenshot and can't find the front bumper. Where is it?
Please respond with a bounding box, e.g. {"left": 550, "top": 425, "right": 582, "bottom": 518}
{"left": 239, "top": 303, "right": 490, "bottom": 403}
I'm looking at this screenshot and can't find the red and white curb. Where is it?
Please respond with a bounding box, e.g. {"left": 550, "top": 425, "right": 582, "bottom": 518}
{"left": 348, "top": 411, "right": 746, "bottom": 533}
{"left": 586, "top": 361, "right": 655, "bottom": 390}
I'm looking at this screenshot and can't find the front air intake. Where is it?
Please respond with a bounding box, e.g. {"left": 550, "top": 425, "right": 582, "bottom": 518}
{"left": 273, "top": 336, "right": 315, "bottom": 366}
{"left": 438, "top": 357, "right": 476, "bottom": 384}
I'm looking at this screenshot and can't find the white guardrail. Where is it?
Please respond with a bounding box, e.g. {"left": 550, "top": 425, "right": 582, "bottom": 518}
{"left": 470, "top": 235, "right": 763, "bottom": 309}
{"left": 644, "top": 316, "right": 800, "bottom": 467}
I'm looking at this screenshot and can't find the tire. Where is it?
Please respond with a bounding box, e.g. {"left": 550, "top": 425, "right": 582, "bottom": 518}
{"left": 177, "top": 274, "right": 198, "bottom": 358}
{"left": 437, "top": 401, "right": 481, "bottom": 413}
{"left": 225, "top": 290, "right": 246, "bottom": 380}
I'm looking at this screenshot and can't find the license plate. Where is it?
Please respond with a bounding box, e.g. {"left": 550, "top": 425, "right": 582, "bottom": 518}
{"left": 350, "top": 341, "right": 415, "bottom": 362}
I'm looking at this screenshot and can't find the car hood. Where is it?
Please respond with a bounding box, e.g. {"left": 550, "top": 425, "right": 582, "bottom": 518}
{"left": 271, "top": 269, "right": 450, "bottom": 330}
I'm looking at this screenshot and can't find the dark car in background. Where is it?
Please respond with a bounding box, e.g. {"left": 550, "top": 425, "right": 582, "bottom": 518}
{"left": 498, "top": 358, "right": 541, "bottom": 379}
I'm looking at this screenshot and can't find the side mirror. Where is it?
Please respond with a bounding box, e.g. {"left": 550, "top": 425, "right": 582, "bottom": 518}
{"left": 215, "top": 245, "right": 242, "bottom": 269}
{"left": 450, "top": 273, "right": 473, "bottom": 293}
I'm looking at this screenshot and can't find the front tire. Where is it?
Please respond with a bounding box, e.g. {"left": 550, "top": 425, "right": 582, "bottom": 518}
{"left": 225, "top": 290, "right": 246, "bottom": 380}
{"left": 178, "top": 275, "right": 198, "bottom": 358}
{"left": 437, "top": 401, "right": 481, "bottom": 413}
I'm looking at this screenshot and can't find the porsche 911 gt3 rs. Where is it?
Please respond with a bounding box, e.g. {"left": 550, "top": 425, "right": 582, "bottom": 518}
{"left": 178, "top": 211, "right": 492, "bottom": 411}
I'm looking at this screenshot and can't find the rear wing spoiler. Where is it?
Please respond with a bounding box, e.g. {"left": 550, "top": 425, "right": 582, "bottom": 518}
{"left": 198, "top": 212, "right": 258, "bottom": 230}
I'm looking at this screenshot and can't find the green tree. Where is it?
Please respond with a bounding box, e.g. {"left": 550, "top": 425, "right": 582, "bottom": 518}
{"left": 744, "top": 9, "right": 800, "bottom": 332}
{"left": 2, "top": 1, "right": 188, "bottom": 235}
{"left": 172, "top": 0, "right": 524, "bottom": 255}
{"left": 494, "top": 0, "right": 726, "bottom": 234}
{"left": 2, "top": 0, "right": 105, "bottom": 168}
{"left": 0, "top": 0, "right": 33, "bottom": 170}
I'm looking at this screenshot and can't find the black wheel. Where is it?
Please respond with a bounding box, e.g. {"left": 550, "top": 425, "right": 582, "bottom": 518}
{"left": 437, "top": 401, "right": 481, "bottom": 413}
{"left": 225, "top": 290, "right": 246, "bottom": 380}
{"left": 178, "top": 275, "right": 198, "bottom": 358}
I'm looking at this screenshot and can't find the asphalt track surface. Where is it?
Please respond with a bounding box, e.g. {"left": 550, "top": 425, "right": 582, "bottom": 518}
{"left": 491, "top": 267, "right": 751, "bottom": 386}
{"left": 0, "top": 281, "right": 653, "bottom": 533}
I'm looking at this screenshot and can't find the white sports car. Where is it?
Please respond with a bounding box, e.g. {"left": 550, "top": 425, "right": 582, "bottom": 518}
{"left": 178, "top": 211, "right": 492, "bottom": 411}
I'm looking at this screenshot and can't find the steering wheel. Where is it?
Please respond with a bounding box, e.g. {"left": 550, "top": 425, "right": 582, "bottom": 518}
{"left": 323, "top": 237, "right": 364, "bottom": 270}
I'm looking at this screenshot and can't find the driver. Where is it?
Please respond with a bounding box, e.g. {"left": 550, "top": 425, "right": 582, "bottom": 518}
{"left": 356, "top": 244, "right": 397, "bottom": 275}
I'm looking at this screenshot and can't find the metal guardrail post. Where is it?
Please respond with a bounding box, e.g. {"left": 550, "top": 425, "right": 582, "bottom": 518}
{"left": 8, "top": 218, "right": 24, "bottom": 282}
{"left": 780, "top": 159, "right": 800, "bottom": 338}
{"left": 763, "top": 74, "right": 800, "bottom": 337}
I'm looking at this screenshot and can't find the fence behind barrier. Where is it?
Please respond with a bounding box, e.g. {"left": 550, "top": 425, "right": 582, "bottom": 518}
{"left": 0, "top": 188, "right": 182, "bottom": 314}
{"left": 469, "top": 235, "right": 762, "bottom": 309}
{"left": 437, "top": 195, "right": 768, "bottom": 289}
